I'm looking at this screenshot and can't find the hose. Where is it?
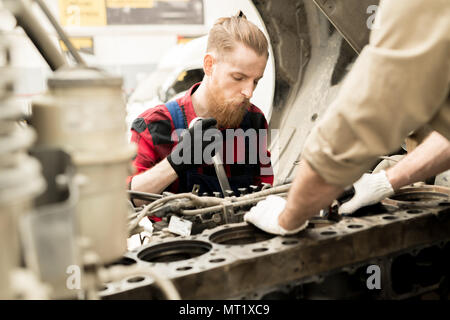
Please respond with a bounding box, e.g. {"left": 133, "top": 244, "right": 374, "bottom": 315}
{"left": 128, "top": 190, "right": 163, "bottom": 202}
{"left": 129, "top": 184, "right": 292, "bottom": 231}
{"left": 237, "top": 183, "right": 291, "bottom": 201}
{"left": 128, "top": 193, "right": 224, "bottom": 233}
{"left": 180, "top": 193, "right": 288, "bottom": 216}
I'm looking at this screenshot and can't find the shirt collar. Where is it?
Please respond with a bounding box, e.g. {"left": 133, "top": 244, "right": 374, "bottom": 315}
{"left": 177, "top": 82, "right": 201, "bottom": 126}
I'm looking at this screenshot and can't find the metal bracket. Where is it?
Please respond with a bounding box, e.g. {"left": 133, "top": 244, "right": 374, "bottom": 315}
{"left": 221, "top": 201, "right": 234, "bottom": 225}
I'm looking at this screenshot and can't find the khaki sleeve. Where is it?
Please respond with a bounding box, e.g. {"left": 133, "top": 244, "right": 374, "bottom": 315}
{"left": 302, "top": 0, "right": 450, "bottom": 187}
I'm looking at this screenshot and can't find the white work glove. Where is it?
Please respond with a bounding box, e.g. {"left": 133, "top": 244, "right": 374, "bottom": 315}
{"left": 244, "top": 195, "right": 308, "bottom": 236}
{"left": 338, "top": 170, "right": 394, "bottom": 215}
{"left": 127, "top": 218, "right": 154, "bottom": 250}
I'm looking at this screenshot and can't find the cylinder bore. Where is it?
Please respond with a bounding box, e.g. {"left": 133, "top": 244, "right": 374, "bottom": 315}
{"left": 209, "top": 225, "right": 275, "bottom": 245}
{"left": 383, "top": 186, "right": 450, "bottom": 209}
{"left": 137, "top": 240, "right": 212, "bottom": 263}
{"left": 105, "top": 257, "right": 136, "bottom": 268}
{"left": 389, "top": 192, "right": 448, "bottom": 202}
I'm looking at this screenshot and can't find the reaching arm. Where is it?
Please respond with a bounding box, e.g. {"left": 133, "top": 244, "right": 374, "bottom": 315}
{"left": 278, "top": 161, "right": 343, "bottom": 230}
{"left": 131, "top": 158, "right": 178, "bottom": 203}
{"left": 339, "top": 131, "right": 450, "bottom": 214}
{"left": 387, "top": 131, "right": 450, "bottom": 190}
{"left": 244, "top": 160, "right": 343, "bottom": 233}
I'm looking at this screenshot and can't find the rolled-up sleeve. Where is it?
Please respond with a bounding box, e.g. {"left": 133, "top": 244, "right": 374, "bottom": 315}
{"left": 302, "top": 0, "right": 450, "bottom": 187}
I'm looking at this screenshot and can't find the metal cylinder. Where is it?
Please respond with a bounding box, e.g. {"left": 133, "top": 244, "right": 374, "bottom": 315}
{"left": 20, "top": 147, "right": 79, "bottom": 299}
{"left": 31, "top": 67, "right": 135, "bottom": 264}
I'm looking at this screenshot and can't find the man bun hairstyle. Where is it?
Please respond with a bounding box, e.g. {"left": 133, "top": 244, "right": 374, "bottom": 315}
{"left": 207, "top": 10, "right": 269, "bottom": 59}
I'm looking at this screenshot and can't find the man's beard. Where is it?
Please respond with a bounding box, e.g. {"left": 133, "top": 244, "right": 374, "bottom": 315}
{"left": 207, "top": 89, "right": 250, "bottom": 129}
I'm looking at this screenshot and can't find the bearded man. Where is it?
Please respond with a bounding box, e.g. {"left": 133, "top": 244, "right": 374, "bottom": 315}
{"left": 128, "top": 12, "right": 273, "bottom": 203}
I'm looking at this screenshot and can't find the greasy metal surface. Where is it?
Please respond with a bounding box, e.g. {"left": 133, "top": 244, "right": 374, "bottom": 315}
{"left": 208, "top": 225, "right": 275, "bottom": 245}
{"left": 383, "top": 185, "right": 450, "bottom": 208}
{"left": 255, "top": 1, "right": 353, "bottom": 183}
{"left": 254, "top": 1, "right": 381, "bottom": 183}
{"left": 137, "top": 240, "right": 212, "bottom": 263}
{"left": 312, "top": 0, "right": 380, "bottom": 53}
{"left": 99, "top": 187, "right": 450, "bottom": 299}
{"left": 252, "top": 0, "right": 311, "bottom": 110}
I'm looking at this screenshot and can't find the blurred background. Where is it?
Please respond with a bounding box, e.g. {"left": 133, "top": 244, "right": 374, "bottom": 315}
{"left": 0, "top": 0, "right": 275, "bottom": 126}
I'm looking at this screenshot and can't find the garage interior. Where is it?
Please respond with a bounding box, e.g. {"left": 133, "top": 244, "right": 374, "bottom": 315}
{"left": 0, "top": 0, "right": 449, "bottom": 300}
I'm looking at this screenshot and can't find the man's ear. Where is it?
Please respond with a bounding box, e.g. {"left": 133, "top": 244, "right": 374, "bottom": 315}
{"left": 203, "top": 53, "right": 215, "bottom": 76}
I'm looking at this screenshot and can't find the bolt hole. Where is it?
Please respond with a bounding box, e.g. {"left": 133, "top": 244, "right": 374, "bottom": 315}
{"left": 406, "top": 209, "right": 423, "bottom": 214}
{"left": 347, "top": 224, "right": 363, "bottom": 229}
{"left": 176, "top": 266, "right": 192, "bottom": 271}
{"left": 320, "top": 231, "right": 337, "bottom": 236}
{"left": 282, "top": 240, "right": 299, "bottom": 245}
{"left": 127, "top": 276, "right": 145, "bottom": 283}
{"left": 252, "top": 248, "right": 268, "bottom": 253}
{"left": 382, "top": 215, "right": 398, "bottom": 220}
{"left": 311, "top": 113, "right": 318, "bottom": 121}
{"left": 209, "top": 258, "right": 226, "bottom": 263}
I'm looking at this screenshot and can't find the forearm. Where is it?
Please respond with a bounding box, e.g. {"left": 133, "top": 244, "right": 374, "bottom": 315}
{"left": 278, "top": 160, "right": 344, "bottom": 230}
{"left": 131, "top": 158, "right": 178, "bottom": 205}
{"left": 386, "top": 131, "right": 450, "bottom": 190}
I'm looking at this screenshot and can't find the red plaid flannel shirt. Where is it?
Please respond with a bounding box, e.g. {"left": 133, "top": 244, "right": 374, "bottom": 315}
{"left": 127, "top": 83, "right": 274, "bottom": 193}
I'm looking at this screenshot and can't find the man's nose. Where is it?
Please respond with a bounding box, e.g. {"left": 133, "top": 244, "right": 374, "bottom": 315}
{"left": 241, "top": 83, "right": 254, "bottom": 99}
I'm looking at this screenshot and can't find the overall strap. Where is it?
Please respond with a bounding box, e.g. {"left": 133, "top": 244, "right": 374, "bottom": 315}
{"left": 165, "top": 100, "right": 188, "bottom": 130}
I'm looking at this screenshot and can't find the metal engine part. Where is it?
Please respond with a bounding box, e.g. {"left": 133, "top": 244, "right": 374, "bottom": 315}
{"left": 129, "top": 184, "right": 289, "bottom": 236}
{"left": 383, "top": 185, "right": 450, "bottom": 209}
{"left": 20, "top": 147, "right": 79, "bottom": 299}
{"left": 100, "top": 185, "right": 450, "bottom": 300}
{"left": 31, "top": 67, "right": 136, "bottom": 265}
{"left": 3, "top": 0, "right": 135, "bottom": 266}
{"left": 0, "top": 33, "right": 45, "bottom": 299}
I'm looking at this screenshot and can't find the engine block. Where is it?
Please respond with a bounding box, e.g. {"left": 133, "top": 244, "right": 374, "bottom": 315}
{"left": 100, "top": 185, "right": 450, "bottom": 300}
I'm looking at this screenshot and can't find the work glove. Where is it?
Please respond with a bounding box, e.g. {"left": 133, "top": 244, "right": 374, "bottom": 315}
{"left": 167, "top": 117, "right": 219, "bottom": 176}
{"left": 338, "top": 170, "right": 395, "bottom": 215}
{"left": 127, "top": 218, "right": 153, "bottom": 250}
{"left": 244, "top": 195, "right": 309, "bottom": 236}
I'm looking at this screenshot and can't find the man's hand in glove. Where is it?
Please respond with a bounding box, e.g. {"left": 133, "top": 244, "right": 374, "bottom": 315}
{"left": 338, "top": 170, "right": 394, "bottom": 215}
{"left": 244, "top": 195, "right": 308, "bottom": 236}
{"left": 167, "top": 117, "right": 219, "bottom": 177}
